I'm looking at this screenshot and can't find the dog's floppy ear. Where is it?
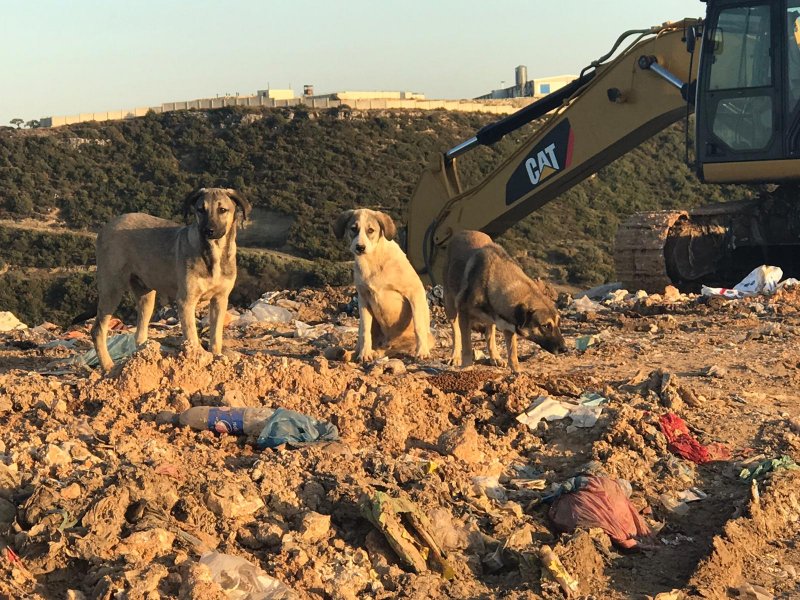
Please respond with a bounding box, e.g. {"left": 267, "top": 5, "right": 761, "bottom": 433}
{"left": 226, "top": 189, "right": 251, "bottom": 222}
{"left": 183, "top": 188, "right": 206, "bottom": 219}
{"left": 374, "top": 211, "right": 397, "bottom": 241}
{"left": 333, "top": 210, "right": 355, "bottom": 239}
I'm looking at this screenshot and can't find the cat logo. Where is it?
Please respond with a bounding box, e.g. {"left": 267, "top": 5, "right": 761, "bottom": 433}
{"left": 505, "top": 119, "right": 574, "bottom": 205}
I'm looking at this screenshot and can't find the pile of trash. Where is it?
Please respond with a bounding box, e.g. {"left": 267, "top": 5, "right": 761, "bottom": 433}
{"left": 0, "top": 278, "right": 799, "bottom": 599}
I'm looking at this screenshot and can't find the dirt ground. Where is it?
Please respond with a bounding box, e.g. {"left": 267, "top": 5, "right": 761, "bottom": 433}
{"left": 1, "top": 284, "right": 799, "bottom": 600}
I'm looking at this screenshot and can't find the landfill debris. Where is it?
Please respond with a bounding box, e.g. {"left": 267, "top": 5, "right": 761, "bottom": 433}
{"left": 0, "top": 311, "right": 28, "bottom": 332}
{"left": 538, "top": 544, "right": 580, "bottom": 598}
{"left": 622, "top": 368, "right": 701, "bottom": 409}
{"left": 293, "top": 320, "right": 326, "bottom": 339}
{"left": 738, "top": 455, "right": 799, "bottom": 481}
{"left": 660, "top": 488, "right": 706, "bottom": 515}
{"left": 255, "top": 408, "right": 339, "bottom": 449}
{"left": 157, "top": 406, "right": 276, "bottom": 435}
{"left": 574, "top": 330, "right": 611, "bottom": 351}
{"left": 576, "top": 281, "right": 623, "bottom": 300}
{"left": 199, "top": 551, "right": 297, "bottom": 599}
{"left": 73, "top": 333, "right": 139, "bottom": 368}
{"left": 360, "top": 489, "right": 454, "bottom": 579}
{"left": 659, "top": 413, "right": 731, "bottom": 464}
{"left": 234, "top": 293, "right": 295, "bottom": 326}
{"left": 572, "top": 295, "right": 605, "bottom": 314}
{"left": 701, "top": 265, "right": 783, "bottom": 299}
{"left": 546, "top": 476, "right": 653, "bottom": 549}
{"left": 472, "top": 476, "right": 507, "bottom": 502}
{"left": 516, "top": 395, "right": 604, "bottom": 430}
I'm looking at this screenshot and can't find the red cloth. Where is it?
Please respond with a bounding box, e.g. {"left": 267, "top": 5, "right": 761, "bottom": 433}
{"left": 549, "top": 476, "right": 653, "bottom": 549}
{"left": 659, "top": 413, "right": 731, "bottom": 464}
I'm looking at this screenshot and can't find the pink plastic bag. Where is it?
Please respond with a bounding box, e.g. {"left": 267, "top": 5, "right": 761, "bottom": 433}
{"left": 548, "top": 476, "right": 653, "bottom": 549}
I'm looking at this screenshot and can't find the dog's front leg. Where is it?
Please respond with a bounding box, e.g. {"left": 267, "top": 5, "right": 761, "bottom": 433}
{"left": 504, "top": 331, "right": 520, "bottom": 373}
{"left": 457, "top": 306, "right": 474, "bottom": 368}
{"left": 410, "top": 289, "right": 431, "bottom": 360}
{"left": 209, "top": 294, "right": 228, "bottom": 355}
{"left": 178, "top": 294, "right": 201, "bottom": 348}
{"left": 449, "top": 312, "right": 462, "bottom": 366}
{"left": 486, "top": 323, "right": 507, "bottom": 367}
{"left": 357, "top": 295, "right": 376, "bottom": 362}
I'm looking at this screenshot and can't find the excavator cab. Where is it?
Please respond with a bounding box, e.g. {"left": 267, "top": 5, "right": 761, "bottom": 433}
{"left": 697, "top": 0, "right": 800, "bottom": 182}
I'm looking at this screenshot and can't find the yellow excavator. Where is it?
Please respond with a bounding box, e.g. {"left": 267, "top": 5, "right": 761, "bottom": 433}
{"left": 406, "top": 0, "right": 800, "bottom": 292}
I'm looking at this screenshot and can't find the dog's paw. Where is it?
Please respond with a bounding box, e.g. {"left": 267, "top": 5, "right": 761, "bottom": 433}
{"left": 358, "top": 350, "right": 377, "bottom": 363}
{"left": 488, "top": 357, "right": 507, "bottom": 368}
{"left": 415, "top": 347, "right": 430, "bottom": 361}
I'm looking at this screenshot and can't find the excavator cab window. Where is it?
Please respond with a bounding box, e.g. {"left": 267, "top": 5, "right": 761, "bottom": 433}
{"left": 698, "top": 0, "right": 800, "bottom": 175}
{"left": 702, "top": 4, "right": 774, "bottom": 154}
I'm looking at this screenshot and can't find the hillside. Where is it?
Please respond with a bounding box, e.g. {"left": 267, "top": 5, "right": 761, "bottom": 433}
{"left": 0, "top": 106, "right": 756, "bottom": 325}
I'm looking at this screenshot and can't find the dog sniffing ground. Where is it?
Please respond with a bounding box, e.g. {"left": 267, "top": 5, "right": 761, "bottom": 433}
{"left": 1, "top": 285, "right": 799, "bottom": 599}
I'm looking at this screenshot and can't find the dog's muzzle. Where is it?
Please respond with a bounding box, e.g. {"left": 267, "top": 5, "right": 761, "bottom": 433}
{"left": 354, "top": 244, "right": 366, "bottom": 255}
{"left": 203, "top": 228, "right": 223, "bottom": 240}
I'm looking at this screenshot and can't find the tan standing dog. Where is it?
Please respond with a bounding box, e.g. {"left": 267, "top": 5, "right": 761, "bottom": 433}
{"left": 91, "top": 188, "right": 250, "bottom": 372}
{"left": 334, "top": 208, "right": 432, "bottom": 362}
{"left": 444, "top": 230, "right": 566, "bottom": 372}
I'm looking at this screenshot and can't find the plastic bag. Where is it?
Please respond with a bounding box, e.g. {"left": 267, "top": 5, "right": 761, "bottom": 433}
{"left": 199, "top": 551, "right": 296, "bottom": 600}
{"left": 76, "top": 333, "right": 139, "bottom": 367}
{"left": 701, "top": 265, "right": 783, "bottom": 299}
{"left": 255, "top": 408, "right": 339, "bottom": 449}
{"left": 548, "top": 475, "right": 653, "bottom": 549}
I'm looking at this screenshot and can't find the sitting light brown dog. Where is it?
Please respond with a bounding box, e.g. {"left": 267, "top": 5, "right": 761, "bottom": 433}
{"left": 334, "top": 208, "right": 432, "bottom": 362}
{"left": 444, "top": 230, "right": 566, "bottom": 372}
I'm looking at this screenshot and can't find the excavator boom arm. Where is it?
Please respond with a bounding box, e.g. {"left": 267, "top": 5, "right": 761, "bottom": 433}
{"left": 406, "top": 19, "right": 702, "bottom": 283}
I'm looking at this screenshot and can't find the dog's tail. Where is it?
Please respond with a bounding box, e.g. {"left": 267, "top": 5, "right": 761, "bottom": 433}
{"left": 71, "top": 308, "right": 97, "bottom": 326}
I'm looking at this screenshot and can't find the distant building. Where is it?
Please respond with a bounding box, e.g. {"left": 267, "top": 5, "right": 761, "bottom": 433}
{"left": 256, "top": 88, "right": 296, "bottom": 100}
{"left": 308, "top": 90, "right": 425, "bottom": 101}
{"left": 476, "top": 66, "right": 576, "bottom": 100}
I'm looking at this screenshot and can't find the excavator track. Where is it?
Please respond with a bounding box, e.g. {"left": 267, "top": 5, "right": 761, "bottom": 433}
{"left": 614, "top": 210, "right": 687, "bottom": 293}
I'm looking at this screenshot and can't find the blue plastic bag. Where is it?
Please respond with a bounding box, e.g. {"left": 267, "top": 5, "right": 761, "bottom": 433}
{"left": 256, "top": 408, "right": 339, "bottom": 449}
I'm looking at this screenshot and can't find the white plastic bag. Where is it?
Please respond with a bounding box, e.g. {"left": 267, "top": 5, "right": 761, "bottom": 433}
{"left": 199, "top": 551, "right": 296, "bottom": 600}
{"left": 701, "top": 265, "right": 783, "bottom": 299}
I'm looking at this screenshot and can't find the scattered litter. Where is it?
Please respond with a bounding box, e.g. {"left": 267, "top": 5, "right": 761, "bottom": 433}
{"left": 0, "top": 311, "right": 28, "bottom": 332}
{"left": 578, "top": 392, "right": 607, "bottom": 407}
{"left": 234, "top": 293, "right": 295, "bottom": 326}
{"left": 199, "top": 551, "right": 297, "bottom": 599}
{"left": 472, "top": 476, "right": 507, "bottom": 502}
{"left": 516, "top": 396, "right": 570, "bottom": 427}
{"left": 546, "top": 476, "right": 653, "bottom": 549}
{"left": 293, "top": 320, "right": 326, "bottom": 339}
{"left": 73, "top": 333, "right": 139, "bottom": 368}
{"left": 576, "top": 282, "right": 623, "bottom": 300}
{"left": 360, "top": 489, "right": 454, "bottom": 579}
{"left": 659, "top": 488, "right": 706, "bottom": 515}
{"left": 538, "top": 544, "right": 579, "bottom": 597}
{"left": 659, "top": 413, "right": 731, "bottom": 464}
{"left": 738, "top": 455, "right": 799, "bottom": 481}
{"left": 660, "top": 533, "right": 694, "bottom": 546}
{"left": 574, "top": 330, "right": 611, "bottom": 351}
{"left": 572, "top": 296, "right": 605, "bottom": 314}
{"left": 701, "top": 265, "right": 783, "bottom": 299}
{"left": 516, "top": 395, "right": 604, "bottom": 430}
{"left": 255, "top": 408, "right": 339, "bottom": 449}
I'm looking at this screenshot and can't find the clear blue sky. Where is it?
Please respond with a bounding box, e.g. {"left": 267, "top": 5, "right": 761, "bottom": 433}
{"left": 0, "top": 0, "right": 704, "bottom": 124}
